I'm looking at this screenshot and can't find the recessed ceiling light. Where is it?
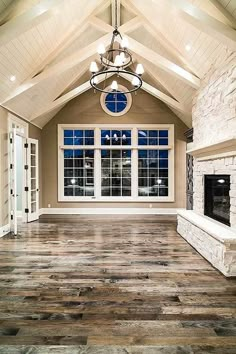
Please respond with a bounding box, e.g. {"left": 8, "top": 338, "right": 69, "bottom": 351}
{"left": 10, "top": 75, "right": 16, "bottom": 82}
{"left": 185, "top": 44, "right": 191, "bottom": 52}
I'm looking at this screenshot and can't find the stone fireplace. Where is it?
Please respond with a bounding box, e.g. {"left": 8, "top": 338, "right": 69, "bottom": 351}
{"left": 177, "top": 53, "right": 236, "bottom": 277}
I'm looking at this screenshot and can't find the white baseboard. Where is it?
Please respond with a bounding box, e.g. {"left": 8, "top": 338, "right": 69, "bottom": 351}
{"left": 40, "top": 208, "right": 181, "bottom": 215}
{"left": 0, "top": 224, "right": 10, "bottom": 237}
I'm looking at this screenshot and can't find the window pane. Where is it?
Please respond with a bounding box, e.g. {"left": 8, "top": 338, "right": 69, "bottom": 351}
{"left": 63, "top": 145, "right": 94, "bottom": 197}
{"left": 112, "top": 150, "right": 121, "bottom": 158}
{"left": 101, "top": 150, "right": 110, "bottom": 158}
{"left": 112, "top": 130, "right": 121, "bottom": 145}
{"left": 159, "top": 150, "right": 168, "bottom": 158}
{"left": 159, "top": 130, "right": 168, "bottom": 137}
{"left": 159, "top": 188, "right": 168, "bottom": 196}
{"left": 74, "top": 137, "right": 83, "bottom": 145}
{"left": 64, "top": 188, "right": 73, "bottom": 196}
{"left": 101, "top": 159, "right": 110, "bottom": 168}
{"left": 159, "top": 159, "right": 168, "bottom": 168}
{"left": 64, "top": 150, "right": 74, "bottom": 158}
{"left": 74, "top": 159, "right": 83, "bottom": 168}
{"left": 101, "top": 149, "right": 131, "bottom": 197}
{"left": 122, "top": 130, "right": 131, "bottom": 145}
{"left": 64, "top": 130, "right": 73, "bottom": 138}
{"left": 85, "top": 130, "right": 94, "bottom": 138}
{"left": 85, "top": 150, "right": 94, "bottom": 158}
{"left": 64, "top": 138, "right": 73, "bottom": 145}
{"left": 159, "top": 138, "right": 169, "bottom": 146}
{"left": 138, "top": 148, "right": 169, "bottom": 198}
{"left": 64, "top": 169, "right": 73, "bottom": 177}
{"left": 85, "top": 138, "right": 94, "bottom": 145}
{"left": 149, "top": 138, "right": 158, "bottom": 145}
{"left": 74, "top": 150, "right": 83, "bottom": 158}
{"left": 149, "top": 130, "right": 158, "bottom": 138}
{"left": 138, "top": 150, "right": 147, "bottom": 158}
{"left": 74, "top": 130, "right": 83, "bottom": 138}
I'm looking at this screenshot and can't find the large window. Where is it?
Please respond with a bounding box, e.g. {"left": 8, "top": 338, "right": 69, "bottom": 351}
{"left": 58, "top": 125, "right": 174, "bottom": 202}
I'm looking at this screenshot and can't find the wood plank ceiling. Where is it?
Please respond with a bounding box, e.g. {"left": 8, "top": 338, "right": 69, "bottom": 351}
{"left": 0, "top": 0, "right": 235, "bottom": 128}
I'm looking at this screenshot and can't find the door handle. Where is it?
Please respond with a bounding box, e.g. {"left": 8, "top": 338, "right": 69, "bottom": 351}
{"left": 36, "top": 189, "right": 40, "bottom": 192}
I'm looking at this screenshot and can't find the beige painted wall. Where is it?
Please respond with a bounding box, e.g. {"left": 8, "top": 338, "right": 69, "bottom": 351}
{"left": 0, "top": 108, "right": 42, "bottom": 228}
{"left": 42, "top": 86, "right": 187, "bottom": 209}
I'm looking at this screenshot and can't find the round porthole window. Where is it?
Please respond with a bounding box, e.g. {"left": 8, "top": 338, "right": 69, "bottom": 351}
{"left": 100, "top": 85, "right": 132, "bottom": 117}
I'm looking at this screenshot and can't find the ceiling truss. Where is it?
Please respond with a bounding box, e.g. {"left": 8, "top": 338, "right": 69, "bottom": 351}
{"left": 0, "top": 0, "right": 235, "bottom": 128}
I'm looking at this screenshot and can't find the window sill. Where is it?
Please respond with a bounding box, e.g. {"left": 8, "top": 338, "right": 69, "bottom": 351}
{"left": 58, "top": 197, "right": 175, "bottom": 203}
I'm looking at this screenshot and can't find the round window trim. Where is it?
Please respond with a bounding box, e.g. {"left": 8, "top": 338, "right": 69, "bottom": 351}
{"left": 100, "top": 85, "right": 132, "bottom": 117}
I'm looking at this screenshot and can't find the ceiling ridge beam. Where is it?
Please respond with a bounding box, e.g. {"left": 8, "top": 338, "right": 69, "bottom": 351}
{"left": 157, "top": 0, "right": 236, "bottom": 51}
{"left": 31, "top": 73, "right": 114, "bottom": 121}
{"left": 112, "top": 0, "right": 120, "bottom": 28}
{"left": 125, "top": 35, "right": 200, "bottom": 89}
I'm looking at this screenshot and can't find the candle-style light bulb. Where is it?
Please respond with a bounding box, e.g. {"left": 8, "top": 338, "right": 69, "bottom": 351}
{"left": 114, "top": 55, "right": 123, "bottom": 67}
{"left": 92, "top": 76, "right": 98, "bottom": 84}
{"left": 132, "top": 76, "right": 139, "bottom": 87}
{"left": 111, "top": 80, "right": 118, "bottom": 90}
{"left": 97, "top": 43, "right": 105, "bottom": 55}
{"left": 120, "top": 52, "right": 126, "bottom": 63}
{"left": 121, "top": 37, "right": 129, "bottom": 49}
{"left": 136, "top": 64, "right": 144, "bottom": 75}
{"left": 90, "top": 61, "right": 98, "bottom": 73}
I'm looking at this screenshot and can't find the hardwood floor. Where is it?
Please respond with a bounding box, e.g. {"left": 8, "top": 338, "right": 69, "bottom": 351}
{"left": 0, "top": 215, "right": 236, "bottom": 353}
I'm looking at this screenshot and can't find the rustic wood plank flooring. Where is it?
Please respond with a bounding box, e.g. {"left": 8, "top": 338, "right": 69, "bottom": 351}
{"left": 0, "top": 215, "right": 236, "bottom": 354}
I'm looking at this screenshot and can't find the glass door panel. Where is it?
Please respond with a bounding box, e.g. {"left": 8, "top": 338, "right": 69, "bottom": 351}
{"left": 27, "top": 139, "right": 39, "bottom": 222}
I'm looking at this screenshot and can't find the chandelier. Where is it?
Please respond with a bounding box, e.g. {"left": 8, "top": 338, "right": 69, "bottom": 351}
{"left": 89, "top": 0, "right": 144, "bottom": 94}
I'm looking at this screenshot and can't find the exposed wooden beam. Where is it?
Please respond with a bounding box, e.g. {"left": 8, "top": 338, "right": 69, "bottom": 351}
{"left": 112, "top": 0, "right": 121, "bottom": 28}
{"left": 53, "top": 59, "right": 91, "bottom": 100}
{"left": 122, "top": 0, "right": 199, "bottom": 76}
{"left": 89, "top": 16, "right": 113, "bottom": 33}
{"left": 31, "top": 73, "right": 114, "bottom": 121}
{"left": 125, "top": 35, "right": 200, "bottom": 89}
{"left": 0, "top": 0, "right": 65, "bottom": 48}
{"left": 120, "top": 72, "right": 191, "bottom": 116}
{"left": 28, "top": 0, "right": 105, "bottom": 81}
{"left": 138, "top": 57, "right": 185, "bottom": 103}
{"left": 93, "top": 0, "right": 110, "bottom": 17}
{"left": 153, "top": 0, "right": 236, "bottom": 51}
{"left": 27, "top": 23, "right": 89, "bottom": 81}
{"left": 2, "top": 18, "right": 140, "bottom": 105}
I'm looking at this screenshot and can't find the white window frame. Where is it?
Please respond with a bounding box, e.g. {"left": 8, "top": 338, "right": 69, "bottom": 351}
{"left": 58, "top": 124, "right": 174, "bottom": 202}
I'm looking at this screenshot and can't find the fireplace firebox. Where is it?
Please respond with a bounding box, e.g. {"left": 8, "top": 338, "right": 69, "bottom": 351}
{"left": 204, "top": 175, "right": 230, "bottom": 226}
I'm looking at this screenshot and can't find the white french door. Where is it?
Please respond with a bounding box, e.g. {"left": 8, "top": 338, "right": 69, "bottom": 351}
{"left": 26, "top": 138, "right": 39, "bottom": 222}
{"left": 9, "top": 129, "right": 17, "bottom": 234}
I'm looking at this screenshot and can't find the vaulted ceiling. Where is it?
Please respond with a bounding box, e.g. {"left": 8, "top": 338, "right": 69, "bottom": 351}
{"left": 0, "top": 0, "right": 235, "bottom": 128}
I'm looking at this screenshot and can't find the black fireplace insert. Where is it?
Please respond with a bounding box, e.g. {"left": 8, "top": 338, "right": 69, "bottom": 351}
{"left": 204, "top": 175, "right": 230, "bottom": 226}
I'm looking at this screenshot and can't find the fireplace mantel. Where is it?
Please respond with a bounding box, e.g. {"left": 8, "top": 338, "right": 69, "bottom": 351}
{"left": 187, "top": 137, "right": 236, "bottom": 160}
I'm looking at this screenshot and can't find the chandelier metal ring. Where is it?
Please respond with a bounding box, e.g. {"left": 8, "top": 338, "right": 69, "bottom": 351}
{"left": 89, "top": 0, "right": 144, "bottom": 95}
{"left": 90, "top": 70, "right": 142, "bottom": 94}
